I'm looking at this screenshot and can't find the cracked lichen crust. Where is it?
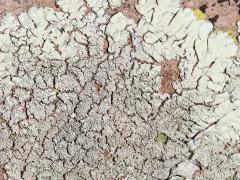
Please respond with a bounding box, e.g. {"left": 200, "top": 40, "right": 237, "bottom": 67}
{"left": 0, "top": 0, "right": 239, "bottom": 179}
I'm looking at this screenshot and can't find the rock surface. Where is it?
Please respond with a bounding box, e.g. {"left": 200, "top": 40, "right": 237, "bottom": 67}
{"left": 0, "top": 0, "right": 239, "bottom": 179}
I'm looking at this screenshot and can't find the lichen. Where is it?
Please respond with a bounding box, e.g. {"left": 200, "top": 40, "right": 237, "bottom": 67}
{"left": 0, "top": 0, "right": 239, "bottom": 179}
{"left": 182, "top": 0, "right": 240, "bottom": 39}
{"left": 155, "top": 133, "right": 168, "bottom": 144}
{"left": 193, "top": 8, "right": 207, "bottom": 20}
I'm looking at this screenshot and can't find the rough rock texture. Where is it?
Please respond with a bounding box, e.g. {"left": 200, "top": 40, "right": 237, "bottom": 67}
{"left": 0, "top": 0, "right": 239, "bottom": 179}
{"left": 160, "top": 59, "right": 180, "bottom": 94}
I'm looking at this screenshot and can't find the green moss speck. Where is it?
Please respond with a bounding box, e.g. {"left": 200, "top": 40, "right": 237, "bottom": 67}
{"left": 155, "top": 133, "right": 168, "bottom": 144}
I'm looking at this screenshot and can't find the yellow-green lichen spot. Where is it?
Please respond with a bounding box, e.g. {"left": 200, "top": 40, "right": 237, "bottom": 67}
{"left": 155, "top": 133, "right": 168, "bottom": 144}
{"left": 193, "top": 8, "right": 207, "bottom": 20}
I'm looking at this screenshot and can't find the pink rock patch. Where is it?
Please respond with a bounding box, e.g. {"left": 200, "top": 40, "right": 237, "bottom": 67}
{"left": 160, "top": 60, "right": 180, "bottom": 94}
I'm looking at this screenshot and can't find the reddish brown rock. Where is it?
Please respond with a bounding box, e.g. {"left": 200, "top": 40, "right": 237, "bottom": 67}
{"left": 0, "top": 168, "right": 5, "bottom": 180}
{"left": 160, "top": 60, "right": 180, "bottom": 94}
{"left": 103, "top": 36, "right": 109, "bottom": 53}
